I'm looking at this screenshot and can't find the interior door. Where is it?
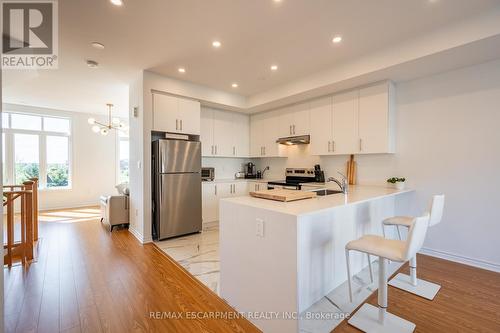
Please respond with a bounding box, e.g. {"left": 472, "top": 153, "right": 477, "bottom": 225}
{"left": 309, "top": 96, "right": 333, "bottom": 155}
{"left": 158, "top": 173, "right": 202, "bottom": 239}
{"left": 333, "top": 90, "right": 359, "bottom": 154}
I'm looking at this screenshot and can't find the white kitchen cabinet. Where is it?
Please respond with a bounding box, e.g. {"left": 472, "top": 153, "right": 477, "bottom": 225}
{"left": 202, "top": 183, "right": 218, "bottom": 223}
{"left": 200, "top": 109, "right": 214, "bottom": 156}
{"left": 213, "top": 110, "right": 234, "bottom": 156}
{"left": 358, "top": 83, "right": 395, "bottom": 153}
{"left": 276, "top": 102, "right": 310, "bottom": 137}
{"left": 202, "top": 181, "right": 250, "bottom": 223}
{"left": 249, "top": 181, "right": 267, "bottom": 192}
{"left": 152, "top": 93, "right": 200, "bottom": 135}
{"left": 309, "top": 96, "right": 333, "bottom": 155}
{"left": 332, "top": 90, "right": 359, "bottom": 154}
{"left": 201, "top": 108, "right": 251, "bottom": 157}
{"left": 250, "top": 112, "right": 281, "bottom": 157}
{"left": 233, "top": 112, "right": 250, "bottom": 157}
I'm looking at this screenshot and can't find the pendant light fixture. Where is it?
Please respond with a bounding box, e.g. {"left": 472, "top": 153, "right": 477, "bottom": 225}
{"left": 88, "top": 104, "right": 126, "bottom": 135}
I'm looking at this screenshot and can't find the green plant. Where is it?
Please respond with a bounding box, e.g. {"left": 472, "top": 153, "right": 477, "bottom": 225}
{"left": 387, "top": 177, "right": 406, "bottom": 184}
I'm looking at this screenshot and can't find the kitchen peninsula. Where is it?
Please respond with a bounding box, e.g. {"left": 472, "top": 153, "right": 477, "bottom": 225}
{"left": 219, "top": 185, "right": 413, "bottom": 333}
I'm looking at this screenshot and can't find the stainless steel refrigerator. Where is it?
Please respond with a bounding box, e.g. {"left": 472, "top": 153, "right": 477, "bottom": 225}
{"left": 152, "top": 139, "right": 202, "bottom": 240}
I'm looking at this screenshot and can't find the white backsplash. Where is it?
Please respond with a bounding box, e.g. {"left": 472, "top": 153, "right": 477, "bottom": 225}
{"left": 202, "top": 157, "right": 254, "bottom": 179}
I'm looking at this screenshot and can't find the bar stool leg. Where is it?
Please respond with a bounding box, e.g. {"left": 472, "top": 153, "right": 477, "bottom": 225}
{"left": 348, "top": 256, "right": 416, "bottom": 332}
{"left": 345, "top": 249, "right": 353, "bottom": 302}
{"left": 389, "top": 254, "right": 441, "bottom": 300}
{"left": 367, "top": 254, "right": 374, "bottom": 283}
{"left": 396, "top": 225, "right": 402, "bottom": 240}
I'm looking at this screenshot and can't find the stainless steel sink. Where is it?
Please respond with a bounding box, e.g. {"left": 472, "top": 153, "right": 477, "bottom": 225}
{"left": 312, "top": 189, "right": 343, "bottom": 196}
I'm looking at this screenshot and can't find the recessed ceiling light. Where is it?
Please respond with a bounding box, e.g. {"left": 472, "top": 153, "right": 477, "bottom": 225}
{"left": 231, "top": 83, "right": 238, "bottom": 88}
{"left": 110, "top": 0, "right": 123, "bottom": 6}
{"left": 178, "top": 67, "right": 186, "bottom": 73}
{"left": 86, "top": 60, "right": 99, "bottom": 68}
{"left": 212, "top": 40, "right": 221, "bottom": 48}
{"left": 270, "top": 65, "right": 278, "bottom": 71}
{"left": 91, "top": 42, "right": 105, "bottom": 49}
{"left": 332, "top": 36, "right": 342, "bottom": 43}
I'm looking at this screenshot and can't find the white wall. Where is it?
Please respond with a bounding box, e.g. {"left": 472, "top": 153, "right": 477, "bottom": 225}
{"left": 4, "top": 104, "right": 120, "bottom": 210}
{"left": 256, "top": 59, "right": 500, "bottom": 271}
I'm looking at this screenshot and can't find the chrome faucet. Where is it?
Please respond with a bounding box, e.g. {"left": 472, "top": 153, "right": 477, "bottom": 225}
{"left": 327, "top": 172, "right": 349, "bottom": 194}
{"left": 261, "top": 166, "right": 270, "bottom": 179}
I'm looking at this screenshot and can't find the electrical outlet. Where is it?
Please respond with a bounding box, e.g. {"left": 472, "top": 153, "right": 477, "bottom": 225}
{"left": 256, "top": 218, "right": 264, "bottom": 237}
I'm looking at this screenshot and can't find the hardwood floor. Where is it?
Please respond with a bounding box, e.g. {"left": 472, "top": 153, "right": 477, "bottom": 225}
{"left": 3, "top": 207, "right": 260, "bottom": 333}
{"left": 333, "top": 254, "right": 500, "bottom": 333}
{"left": 4, "top": 207, "right": 500, "bottom": 333}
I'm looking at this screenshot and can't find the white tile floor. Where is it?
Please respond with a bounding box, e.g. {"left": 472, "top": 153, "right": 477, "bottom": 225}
{"left": 155, "top": 224, "right": 402, "bottom": 333}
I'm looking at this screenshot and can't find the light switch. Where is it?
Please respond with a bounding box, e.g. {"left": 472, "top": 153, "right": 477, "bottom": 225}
{"left": 256, "top": 218, "right": 264, "bottom": 237}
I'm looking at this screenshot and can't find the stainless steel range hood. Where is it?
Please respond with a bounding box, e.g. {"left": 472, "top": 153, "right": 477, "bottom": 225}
{"left": 276, "top": 135, "right": 310, "bottom": 145}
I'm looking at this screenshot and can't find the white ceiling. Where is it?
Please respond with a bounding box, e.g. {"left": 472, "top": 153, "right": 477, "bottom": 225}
{"left": 3, "top": 0, "right": 500, "bottom": 115}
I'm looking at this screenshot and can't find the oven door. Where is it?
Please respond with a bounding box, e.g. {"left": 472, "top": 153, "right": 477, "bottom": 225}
{"left": 267, "top": 184, "right": 300, "bottom": 190}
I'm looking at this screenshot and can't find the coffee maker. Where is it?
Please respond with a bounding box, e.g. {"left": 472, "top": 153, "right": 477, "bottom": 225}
{"left": 245, "top": 162, "right": 257, "bottom": 179}
{"left": 314, "top": 164, "right": 325, "bottom": 183}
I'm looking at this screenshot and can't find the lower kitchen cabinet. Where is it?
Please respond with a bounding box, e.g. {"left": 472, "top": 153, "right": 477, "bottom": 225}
{"left": 202, "top": 181, "right": 265, "bottom": 223}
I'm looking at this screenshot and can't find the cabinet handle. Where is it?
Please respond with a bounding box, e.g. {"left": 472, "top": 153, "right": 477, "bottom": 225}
{"left": 215, "top": 145, "right": 218, "bottom": 155}
{"left": 211, "top": 145, "right": 214, "bottom": 155}
{"left": 233, "top": 146, "right": 236, "bottom": 156}
{"left": 359, "top": 138, "right": 362, "bottom": 151}
{"left": 215, "top": 185, "right": 217, "bottom": 195}
{"left": 180, "top": 119, "right": 183, "bottom": 131}
{"left": 332, "top": 140, "right": 335, "bottom": 152}
{"left": 176, "top": 119, "right": 178, "bottom": 130}
{"left": 293, "top": 125, "right": 296, "bottom": 135}
{"left": 289, "top": 125, "right": 292, "bottom": 135}
{"left": 328, "top": 141, "right": 331, "bottom": 152}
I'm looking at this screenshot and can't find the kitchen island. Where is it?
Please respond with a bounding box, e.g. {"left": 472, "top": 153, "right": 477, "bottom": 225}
{"left": 219, "top": 185, "right": 414, "bottom": 333}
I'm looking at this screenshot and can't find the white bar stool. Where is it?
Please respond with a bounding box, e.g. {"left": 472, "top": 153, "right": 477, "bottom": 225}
{"left": 383, "top": 194, "right": 445, "bottom": 300}
{"left": 345, "top": 215, "right": 430, "bottom": 333}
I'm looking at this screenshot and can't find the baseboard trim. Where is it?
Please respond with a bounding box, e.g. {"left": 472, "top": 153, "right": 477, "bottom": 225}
{"left": 420, "top": 247, "right": 500, "bottom": 273}
{"left": 128, "top": 226, "right": 145, "bottom": 243}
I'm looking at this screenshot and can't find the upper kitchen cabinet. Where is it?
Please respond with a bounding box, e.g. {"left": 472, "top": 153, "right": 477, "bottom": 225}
{"left": 332, "top": 90, "right": 359, "bottom": 154}
{"left": 277, "top": 102, "right": 310, "bottom": 137}
{"left": 201, "top": 107, "right": 250, "bottom": 157}
{"left": 309, "top": 96, "right": 333, "bottom": 155}
{"left": 309, "top": 81, "right": 395, "bottom": 156}
{"left": 358, "top": 82, "right": 395, "bottom": 154}
{"left": 152, "top": 93, "right": 201, "bottom": 135}
{"left": 250, "top": 112, "right": 281, "bottom": 158}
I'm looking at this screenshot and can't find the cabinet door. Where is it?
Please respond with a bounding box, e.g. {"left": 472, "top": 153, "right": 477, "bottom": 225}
{"left": 358, "top": 84, "right": 389, "bottom": 153}
{"left": 152, "top": 93, "right": 178, "bottom": 132}
{"left": 262, "top": 113, "right": 280, "bottom": 157}
{"left": 333, "top": 90, "right": 359, "bottom": 154}
{"left": 200, "top": 108, "right": 214, "bottom": 156}
{"left": 202, "top": 183, "right": 218, "bottom": 223}
{"left": 213, "top": 110, "right": 234, "bottom": 157}
{"left": 250, "top": 114, "right": 264, "bottom": 157}
{"left": 275, "top": 108, "right": 294, "bottom": 138}
{"left": 309, "top": 96, "right": 333, "bottom": 155}
{"left": 290, "top": 102, "right": 310, "bottom": 136}
{"left": 234, "top": 182, "right": 248, "bottom": 196}
{"left": 216, "top": 183, "right": 233, "bottom": 199}
{"left": 178, "top": 98, "right": 201, "bottom": 135}
{"left": 233, "top": 112, "right": 250, "bottom": 157}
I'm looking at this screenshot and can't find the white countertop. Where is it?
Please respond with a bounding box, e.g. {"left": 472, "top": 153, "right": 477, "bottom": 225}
{"left": 221, "top": 185, "right": 414, "bottom": 216}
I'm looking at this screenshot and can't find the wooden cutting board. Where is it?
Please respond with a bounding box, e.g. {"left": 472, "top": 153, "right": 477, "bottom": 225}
{"left": 250, "top": 189, "right": 317, "bottom": 202}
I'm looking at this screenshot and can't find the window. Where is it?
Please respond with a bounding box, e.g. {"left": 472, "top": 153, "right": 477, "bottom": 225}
{"left": 117, "top": 130, "right": 129, "bottom": 183}
{"left": 2, "top": 112, "right": 71, "bottom": 189}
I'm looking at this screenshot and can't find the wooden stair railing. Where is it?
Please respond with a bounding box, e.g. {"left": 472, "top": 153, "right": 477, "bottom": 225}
{"left": 3, "top": 178, "right": 38, "bottom": 267}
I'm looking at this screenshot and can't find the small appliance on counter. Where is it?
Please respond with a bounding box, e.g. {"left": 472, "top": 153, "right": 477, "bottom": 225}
{"left": 245, "top": 162, "right": 258, "bottom": 179}
{"left": 201, "top": 167, "right": 215, "bottom": 181}
{"left": 314, "top": 164, "right": 325, "bottom": 183}
{"left": 235, "top": 172, "right": 245, "bottom": 179}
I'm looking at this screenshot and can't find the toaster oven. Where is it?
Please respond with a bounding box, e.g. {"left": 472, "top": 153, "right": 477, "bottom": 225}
{"left": 201, "top": 167, "right": 215, "bottom": 181}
